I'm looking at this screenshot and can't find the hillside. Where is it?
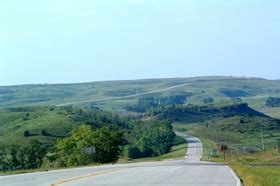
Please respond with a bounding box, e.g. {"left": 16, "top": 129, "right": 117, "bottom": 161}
{"left": 1, "top": 76, "right": 280, "bottom": 118}
{"left": 155, "top": 103, "right": 268, "bottom": 123}
{"left": 0, "top": 106, "right": 130, "bottom": 146}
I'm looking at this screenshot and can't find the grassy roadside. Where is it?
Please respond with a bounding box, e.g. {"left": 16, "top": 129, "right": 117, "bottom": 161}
{"left": 0, "top": 135, "right": 188, "bottom": 176}
{"left": 196, "top": 135, "right": 280, "bottom": 186}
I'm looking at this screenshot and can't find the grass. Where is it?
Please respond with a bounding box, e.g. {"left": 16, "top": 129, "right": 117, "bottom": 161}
{"left": 118, "top": 135, "right": 187, "bottom": 163}
{"left": 0, "top": 106, "right": 77, "bottom": 145}
{"left": 212, "top": 149, "right": 280, "bottom": 186}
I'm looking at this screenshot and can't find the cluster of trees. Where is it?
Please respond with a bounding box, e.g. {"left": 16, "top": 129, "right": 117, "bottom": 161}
{"left": 153, "top": 103, "right": 265, "bottom": 123}
{"left": 221, "top": 90, "right": 250, "bottom": 98}
{"left": 124, "top": 121, "right": 175, "bottom": 159}
{"left": 203, "top": 97, "right": 214, "bottom": 104}
{"left": 46, "top": 125, "right": 123, "bottom": 167}
{"left": 127, "top": 93, "right": 192, "bottom": 113}
{"left": 266, "top": 97, "right": 280, "bottom": 107}
{"left": 0, "top": 140, "right": 46, "bottom": 171}
{"left": 66, "top": 106, "right": 130, "bottom": 129}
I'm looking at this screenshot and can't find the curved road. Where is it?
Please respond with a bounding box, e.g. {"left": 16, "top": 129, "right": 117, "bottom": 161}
{"left": 0, "top": 133, "right": 241, "bottom": 186}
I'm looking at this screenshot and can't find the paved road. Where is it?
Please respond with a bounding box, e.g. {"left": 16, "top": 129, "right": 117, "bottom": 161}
{"left": 0, "top": 133, "right": 241, "bottom": 186}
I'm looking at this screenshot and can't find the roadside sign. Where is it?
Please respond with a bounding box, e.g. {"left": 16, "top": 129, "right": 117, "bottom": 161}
{"left": 220, "top": 145, "right": 228, "bottom": 160}
{"left": 81, "top": 147, "right": 96, "bottom": 155}
{"left": 220, "top": 145, "right": 228, "bottom": 151}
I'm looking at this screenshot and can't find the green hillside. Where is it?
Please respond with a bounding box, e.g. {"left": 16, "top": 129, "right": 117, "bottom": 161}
{"left": 1, "top": 76, "right": 280, "bottom": 118}
{"left": 0, "top": 106, "right": 129, "bottom": 146}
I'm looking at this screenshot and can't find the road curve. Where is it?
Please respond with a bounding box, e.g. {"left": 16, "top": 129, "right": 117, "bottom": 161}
{"left": 0, "top": 133, "right": 241, "bottom": 186}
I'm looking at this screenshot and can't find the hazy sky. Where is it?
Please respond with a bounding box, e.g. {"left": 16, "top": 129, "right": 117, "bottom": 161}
{"left": 1, "top": 0, "right": 280, "bottom": 85}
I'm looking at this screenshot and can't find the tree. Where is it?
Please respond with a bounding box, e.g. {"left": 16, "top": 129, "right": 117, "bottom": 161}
{"left": 123, "top": 145, "right": 141, "bottom": 159}
{"left": 93, "top": 127, "right": 123, "bottom": 163}
{"left": 50, "top": 125, "right": 123, "bottom": 167}
{"left": 127, "top": 121, "right": 175, "bottom": 159}
{"left": 23, "top": 140, "right": 46, "bottom": 169}
{"left": 41, "top": 129, "right": 47, "bottom": 136}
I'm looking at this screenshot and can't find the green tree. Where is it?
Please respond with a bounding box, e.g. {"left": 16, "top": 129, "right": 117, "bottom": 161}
{"left": 23, "top": 140, "right": 46, "bottom": 169}
{"left": 51, "top": 125, "right": 123, "bottom": 167}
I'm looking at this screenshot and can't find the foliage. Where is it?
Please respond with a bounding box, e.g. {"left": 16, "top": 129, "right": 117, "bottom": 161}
{"left": 23, "top": 130, "right": 30, "bottom": 137}
{"left": 126, "top": 92, "right": 192, "bottom": 113}
{"left": 0, "top": 106, "right": 130, "bottom": 146}
{"left": 203, "top": 97, "right": 214, "bottom": 104}
{"left": 154, "top": 103, "right": 266, "bottom": 123}
{"left": 124, "top": 121, "right": 175, "bottom": 159}
{"left": 47, "top": 125, "right": 123, "bottom": 167}
{"left": 266, "top": 97, "right": 280, "bottom": 107}
{"left": 0, "top": 140, "right": 46, "bottom": 170}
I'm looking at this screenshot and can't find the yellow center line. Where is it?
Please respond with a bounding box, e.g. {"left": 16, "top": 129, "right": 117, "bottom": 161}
{"left": 49, "top": 169, "right": 124, "bottom": 186}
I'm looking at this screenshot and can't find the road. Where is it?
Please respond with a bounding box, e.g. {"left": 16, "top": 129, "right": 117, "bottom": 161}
{"left": 0, "top": 133, "right": 241, "bottom": 186}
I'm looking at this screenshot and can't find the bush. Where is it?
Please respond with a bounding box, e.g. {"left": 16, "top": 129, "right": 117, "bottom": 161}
{"left": 23, "top": 130, "right": 30, "bottom": 137}
{"left": 41, "top": 129, "right": 48, "bottom": 136}
{"left": 203, "top": 97, "right": 214, "bottom": 104}
{"left": 265, "top": 97, "right": 280, "bottom": 107}
{"left": 124, "top": 145, "right": 142, "bottom": 159}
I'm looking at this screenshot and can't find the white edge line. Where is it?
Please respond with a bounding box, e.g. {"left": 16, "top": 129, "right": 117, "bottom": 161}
{"left": 225, "top": 165, "right": 242, "bottom": 186}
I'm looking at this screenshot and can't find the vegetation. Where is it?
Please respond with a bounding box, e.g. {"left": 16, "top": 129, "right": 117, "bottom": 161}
{"left": 45, "top": 125, "right": 123, "bottom": 167}
{"left": 0, "top": 140, "right": 46, "bottom": 170}
{"left": 119, "top": 136, "right": 187, "bottom": 163}
{"left": 203, "top": 97, "right": 214, "bottom": 104}
{"left": 1, "top": 76, "right": 280, "bottom": 118}
{"left": 266, "top": 97, "right": 280, "bottom": 107}
{"left": 124, "top": 121, "right": 175, "bottom": 159}
{"left": 154, "top": 103, "right": 267, "bottom": 124}
{"left": 1, "top": 76, "right": 280, "bottom": 181}
{"left": 0, "top": 106, "right": 176, "bottom": 172}
{"left": 126, "top": 92, "right": 192, "bottom": 113}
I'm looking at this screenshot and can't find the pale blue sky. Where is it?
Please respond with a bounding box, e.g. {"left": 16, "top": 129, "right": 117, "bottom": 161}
{"left": 1, "top": 0, "right": 280, "bottom": 85}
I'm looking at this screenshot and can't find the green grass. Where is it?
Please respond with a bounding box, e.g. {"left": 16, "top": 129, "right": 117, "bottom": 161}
{"left": 213, "top": 150, "right": 280, "bottom": 186}
{"left": 118, "top": 136, "right": 187, "bottom": 163}
{"left": 0, "top": 106, "right": 76, "bottom": 145}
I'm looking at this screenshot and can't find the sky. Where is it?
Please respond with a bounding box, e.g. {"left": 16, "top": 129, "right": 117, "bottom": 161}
{"left": 0, "top": 0, "right": 280, "bottom": 85}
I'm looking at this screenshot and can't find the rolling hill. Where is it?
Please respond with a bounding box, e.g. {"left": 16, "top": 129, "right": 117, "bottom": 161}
{"left": 0, "top": 76, "right": 280, "bottom": 118}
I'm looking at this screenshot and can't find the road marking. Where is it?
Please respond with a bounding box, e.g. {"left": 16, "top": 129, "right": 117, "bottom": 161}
{"left": 225, "top": 165, "right": 243, "bottom": 186}
{"left": 49, "top": 169, "right": 122, "bottom": 186}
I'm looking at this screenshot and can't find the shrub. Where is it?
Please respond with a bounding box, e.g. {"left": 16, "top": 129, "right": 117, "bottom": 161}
{"left": 23, "top": 130, "right": 30, "bottom": 137}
